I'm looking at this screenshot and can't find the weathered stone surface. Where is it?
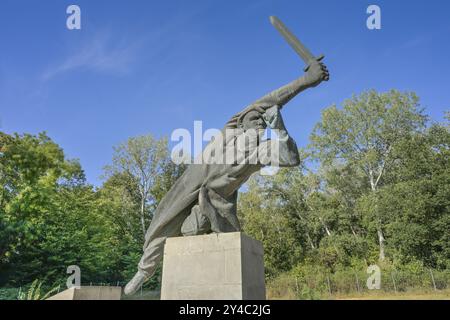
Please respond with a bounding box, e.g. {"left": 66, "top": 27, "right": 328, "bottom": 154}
{"left": 47, "top": 286, "right": 122, "bottom": 300}
{"left": 161, "top": 232, "right": 266, "bottom": 300}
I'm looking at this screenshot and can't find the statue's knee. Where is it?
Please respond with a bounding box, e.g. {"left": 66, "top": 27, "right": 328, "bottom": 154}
{"left": 181, "top": 205, "right": 211, "bottom": 236}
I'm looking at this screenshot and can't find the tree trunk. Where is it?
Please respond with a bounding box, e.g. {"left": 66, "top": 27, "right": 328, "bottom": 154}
{"left": 319, "top": 217, "right": 332, "bottom": 236}
{"left": 350, "top": 225, "right": 357, "bottom": 237}
{"left": 324, "top": 225, "right": 331, "bottom": 237}
{"left": 306, "top": 233, "right": 315, "bottom": 249}
{"left": 140, "top": 195, "right": 146, "bottom": 237}
{"left": 370, "top": 171, "right": 386, "bottom": 262}
{"left": 377, "top": 228, "right": 385, "bottom": 261}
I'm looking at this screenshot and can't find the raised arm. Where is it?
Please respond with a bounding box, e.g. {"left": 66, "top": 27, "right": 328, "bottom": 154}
{"left": 252, "top": 58, "right": 329, "bottom": 109}
{"left": 224, "top": 59, "right": 329, "bottom": 130}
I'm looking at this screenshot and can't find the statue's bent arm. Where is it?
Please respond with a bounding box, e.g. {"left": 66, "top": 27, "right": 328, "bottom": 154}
{"left": 258, "top": 105, "right": 300, "bottom": 167}
{"left": 252, "top": 74, "right": 313, "bottom": 109}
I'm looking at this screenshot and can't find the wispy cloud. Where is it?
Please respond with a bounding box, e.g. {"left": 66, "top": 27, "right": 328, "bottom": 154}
{"left": 42, "top": 31, "right": 141, "bottom": 81}
{"left": 383, "top": 33, "right": 431, "bottom": 58}
{"left": 399, "top": 35, "right": 429, "bottom": 50}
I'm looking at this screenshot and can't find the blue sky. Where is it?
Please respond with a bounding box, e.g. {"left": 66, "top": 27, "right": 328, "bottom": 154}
{"left": 1, "top": 0, "right": 449, "bottom": 186}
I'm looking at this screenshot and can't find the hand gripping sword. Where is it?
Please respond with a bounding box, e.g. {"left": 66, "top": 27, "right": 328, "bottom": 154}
{"left": 270, "top": 16, "right": 324, "bottom": 72}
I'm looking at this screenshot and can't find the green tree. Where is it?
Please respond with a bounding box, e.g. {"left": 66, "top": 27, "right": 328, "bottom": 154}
{"left": 0, "top": 132, "right": 116, "bottom": 285}
{"left": 310, "top": 90, "right": 427, "bottom": 261}
{"left": 238, "top": 176, "right": 302, "bottom": 277}
{"left": 104, "top": 135, "right": 185, "bottom": 238}
{"left": 364, "top": 121, "right": 450, "bottom": 268}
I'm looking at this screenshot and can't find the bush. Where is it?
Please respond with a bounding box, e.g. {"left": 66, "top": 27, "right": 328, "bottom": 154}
{"left": 0, "top": 288, "right": 20, "bottom": 300}
{"left": 266, "top": 273, "right": 297, "bottom": 300}
{"left": 266, "top": 260, "right": 450, "bottom": 299}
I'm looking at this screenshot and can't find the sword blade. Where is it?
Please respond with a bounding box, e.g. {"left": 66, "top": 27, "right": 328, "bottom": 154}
{"left": 270, "top": 16, "right": 316, "bottom": 65}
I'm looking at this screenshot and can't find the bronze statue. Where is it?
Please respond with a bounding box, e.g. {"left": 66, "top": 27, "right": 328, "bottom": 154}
{"left": 124, "top": 16, "right": 329, "bottom": 295}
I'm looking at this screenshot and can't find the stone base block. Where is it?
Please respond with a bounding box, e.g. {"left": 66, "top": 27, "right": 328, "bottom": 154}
{"left": 161, "top": 232, "right": 266, "bottom": 300}
{"left": 47, "top": 286, "right": 122, "bottom": 300}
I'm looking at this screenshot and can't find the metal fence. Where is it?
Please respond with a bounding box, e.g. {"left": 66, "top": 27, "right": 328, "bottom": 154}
{"left": 267, "top": 268, "right": 450, "bottom": 299}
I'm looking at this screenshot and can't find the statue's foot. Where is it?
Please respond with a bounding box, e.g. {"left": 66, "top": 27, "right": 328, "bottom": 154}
{"left": 124, "top": 270, "right": 149, "bottom": 296}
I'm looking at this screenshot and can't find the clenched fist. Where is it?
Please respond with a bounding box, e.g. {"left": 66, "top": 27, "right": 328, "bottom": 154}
{"left": 304, "top": 56, "right": 329, "bottom": 87}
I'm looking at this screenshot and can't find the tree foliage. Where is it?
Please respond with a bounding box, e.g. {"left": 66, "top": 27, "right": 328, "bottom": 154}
{"left": 0, "top": 132, "right": 184, "bottom": 289}
{"left": 239, "top": 90, "right": 449, "bottom": 276}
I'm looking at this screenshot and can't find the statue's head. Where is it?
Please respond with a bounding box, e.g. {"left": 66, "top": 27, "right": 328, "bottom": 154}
{"left": 241, "top": 110, "right": 267, "bottom": 131}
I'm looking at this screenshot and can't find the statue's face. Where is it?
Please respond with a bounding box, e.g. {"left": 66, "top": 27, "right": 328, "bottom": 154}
{"left": 242, "top": 110, "right": 266, "bottom": 131}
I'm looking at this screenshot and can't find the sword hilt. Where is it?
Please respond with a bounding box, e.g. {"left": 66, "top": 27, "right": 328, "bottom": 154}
{"left": 303, "top": 54, "right": 325, "bottom": 72}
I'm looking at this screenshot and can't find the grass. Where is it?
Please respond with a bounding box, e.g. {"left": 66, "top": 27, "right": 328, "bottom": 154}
{"left": 331, "top": 289, "right": 450, "bottom": 300}
{"left": 267, "top": 288, "right": 450, "bottom": 300}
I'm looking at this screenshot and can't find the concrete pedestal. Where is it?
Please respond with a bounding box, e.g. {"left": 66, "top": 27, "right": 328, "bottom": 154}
{"left": 47, "top": 286, "right": 122, "bottom": 300}
{"left": 161, "top": 232, "right": 266, "bottom": 300}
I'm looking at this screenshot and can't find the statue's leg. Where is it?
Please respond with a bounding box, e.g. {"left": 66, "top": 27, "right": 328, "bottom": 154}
{"left": 181, "top": 204, "right": 211, "bottom": 236}
{"left": 138, "top": 210, "right": 188, "bottom": 274}
{"left": 125, "top": 209, "right": 189, "bottom": 295}
{"left": 200, "top": 186, "right": 240, "bottom": 233}
{"left": 137, "top": 236, "right": 166, "bottom": 276}
{"left": 180, "top": 185, "right": 240, "bottom": 236}
{"left": 125, "top": 236, "right": 167, "bottom": 295}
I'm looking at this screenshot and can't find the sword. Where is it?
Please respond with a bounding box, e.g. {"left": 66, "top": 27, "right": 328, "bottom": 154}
{"left": 270, "top": 16, "right": 324, "bottom": 72}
